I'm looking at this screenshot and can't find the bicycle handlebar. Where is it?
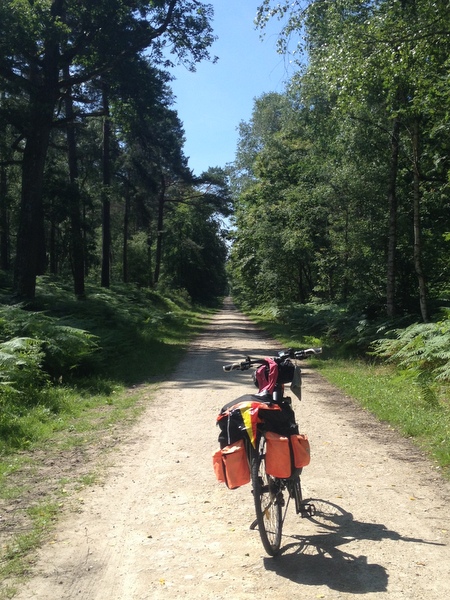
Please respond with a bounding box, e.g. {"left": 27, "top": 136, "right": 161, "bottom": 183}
{"left": 222, "top": 347, "right": 322, "bottom": 372}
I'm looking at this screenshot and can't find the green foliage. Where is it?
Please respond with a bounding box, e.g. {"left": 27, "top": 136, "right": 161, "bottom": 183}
{"left": 161, "top": 198, "right": 229, "bottom": 305}
{"left": 239, "top": 0, "right": 450, "bottom": 318}
{"left": 371, "top": 316, "right": 450, "bottom": 404}
{"left": 0, "top": 279, "right": 208, "bottom": 454}
{"left": 0, "top": 304, "right": 98, "bottom": 380}
{"left": 126, "top": 231, "right": 153, "bottom": 287}
{"left": 0, "top": 337, "right": 47, "bottom": 394}
{"left": 247, "top": 299, "right": 409, "bottom": 357}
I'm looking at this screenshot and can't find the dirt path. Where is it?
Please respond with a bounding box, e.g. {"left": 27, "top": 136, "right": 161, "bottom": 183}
{"left": 11, "top": 300, "right": 450, "bottom": 599}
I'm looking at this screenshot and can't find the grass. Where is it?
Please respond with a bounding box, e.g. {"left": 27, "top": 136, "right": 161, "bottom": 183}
{"left": 2, "top": 502, "right": 59, "bottom": 573}
{"left": 319, "top": 359, "right": 450, "bottom": 474}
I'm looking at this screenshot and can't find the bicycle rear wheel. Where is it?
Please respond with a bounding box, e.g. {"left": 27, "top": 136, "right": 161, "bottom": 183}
{"left": 251, "top": 434, "right": 283, "bottom": 555}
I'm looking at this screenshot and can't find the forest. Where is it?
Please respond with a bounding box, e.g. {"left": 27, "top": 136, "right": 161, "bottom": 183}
{"left": 230, "top": 0, "right": 450, "bottom": 323}
{"left": 1, "top": 1, "right": 450, "bottom": 408}
{"left": 2, "top": 5, "right": 450, "bottom": 581}
{"left": 0, "top": 0, "right": 231, "bottom": 305}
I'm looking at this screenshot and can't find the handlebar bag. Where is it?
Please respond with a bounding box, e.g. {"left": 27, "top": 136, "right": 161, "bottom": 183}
{"left": 253, "top": 358, "right": 296, "bottom": 390}
{"left": 213, "top": 440, "right": 250, "bottom": 489}
{"left": 290, "top": 434, "right": 311, "bottom": 468}
{"left": 264, "top": 431, "right": 292, "bottom": 478}
{"left": 277, "top": 358, "right": 295, "bottom": 384}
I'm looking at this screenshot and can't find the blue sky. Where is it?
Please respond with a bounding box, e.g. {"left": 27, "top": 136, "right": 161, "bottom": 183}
{"left": 168, "top": 1, "right": 294, "bottom": 176}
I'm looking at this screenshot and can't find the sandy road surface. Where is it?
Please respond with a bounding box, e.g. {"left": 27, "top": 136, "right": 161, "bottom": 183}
{"left": 12, "top": 300, "right": 450, "bottom": 599}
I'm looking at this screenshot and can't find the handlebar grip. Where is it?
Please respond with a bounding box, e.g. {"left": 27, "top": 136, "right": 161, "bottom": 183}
{"left": 223, "top": 362, "right": 243, "bottom": 372}
{"left": 294, "top": 347, "right": 322, "bottom": 359}
{"left": 223, "top": 359, "right": 252, "bottom": 372}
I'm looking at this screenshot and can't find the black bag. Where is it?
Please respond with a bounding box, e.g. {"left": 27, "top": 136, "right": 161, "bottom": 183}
{"left": 217, "top": 394, "right": 298, "bottom": 449}
{"left": 276, "top": 358, "right": 295, "bottom": 383}
{"left": 217, "top": 395, "right": 258, "bottom": 448}
{"left": 258, "top": 403, "right": 299, "bottom": 437}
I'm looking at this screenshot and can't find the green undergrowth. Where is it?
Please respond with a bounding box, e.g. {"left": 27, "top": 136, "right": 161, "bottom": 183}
{"left": 0, "top": 279, "right": 214, "bottom": 456}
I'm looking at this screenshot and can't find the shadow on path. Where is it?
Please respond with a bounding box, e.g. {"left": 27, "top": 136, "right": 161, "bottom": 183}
{"left": 263, "top": 499, "right": 444, "bottom": 594}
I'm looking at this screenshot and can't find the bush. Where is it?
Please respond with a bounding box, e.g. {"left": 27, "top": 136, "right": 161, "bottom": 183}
{"left": 0, "top": 337, "right": 48, "bottom": 398}
{"left": 371, "top": 316, "right": 450, "bottom": 405}
{"left": 0, "top": 305, "right": 98, "bottom": 380}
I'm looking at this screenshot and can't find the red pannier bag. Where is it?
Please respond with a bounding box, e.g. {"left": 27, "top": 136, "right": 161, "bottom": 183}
{"left": 264, "top": 431, "right": 292, "bottom": 478}
{"left": 212, "top": 449, "right": 226, "bottom": 483}
{"left": 290, "top": 434, "right": 311, "bottom": 468}
{"left": 212, "top": 440, "right": 250, "bottom": 489}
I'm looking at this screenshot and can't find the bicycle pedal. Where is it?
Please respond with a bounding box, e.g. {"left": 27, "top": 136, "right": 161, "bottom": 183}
{"left": 276, "top": 493, "right": 285, "bottom": 507}
{"left": 300, "top": 503, "right": 316, "bottom": 518}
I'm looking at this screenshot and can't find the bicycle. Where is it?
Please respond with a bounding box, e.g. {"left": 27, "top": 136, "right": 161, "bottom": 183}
{"left": 216, "top": 347, "right": 322, "bottom": 556}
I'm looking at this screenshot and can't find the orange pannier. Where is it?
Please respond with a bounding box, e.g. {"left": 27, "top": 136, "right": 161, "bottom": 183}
{"left": 212, "top": 440, "right": 250, "bottom": 489}
{"left": 290, "top": 434, "right": 311, "bottom": 468}
{"left": 264, "top": 431, "right": 292, "bottom": 478}
{"left": 212, "top": 449, "right": 226, "bottom": 483}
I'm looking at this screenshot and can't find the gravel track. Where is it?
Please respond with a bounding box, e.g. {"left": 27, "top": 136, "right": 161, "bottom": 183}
{"left": 12, "top": 300, "right": 450, "bottom": 599}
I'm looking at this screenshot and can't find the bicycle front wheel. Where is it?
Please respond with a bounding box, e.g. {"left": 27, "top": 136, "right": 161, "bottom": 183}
{"left": 251, "top": 434, "right": 283, "bottom": 555}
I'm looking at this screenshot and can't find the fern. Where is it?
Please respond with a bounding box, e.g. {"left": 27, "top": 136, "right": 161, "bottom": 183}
{"left": 0, "top": 306, "right": 98, "bottom": 379}
{"left": 372, "top": 319, "right": 450, "bottom": 391}
{"left": 0, "top": 337, "right": 48, "bottom": 404}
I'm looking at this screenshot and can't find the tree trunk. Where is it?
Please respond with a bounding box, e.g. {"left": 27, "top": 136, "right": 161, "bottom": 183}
{"left": 64, "top": 70, "right": 86, "bottom": 299}
{"left": 122, "top": 188, "right": 130, "bottom": 284}
{"left": 101, "top": 80, "right": 111, "bottom": 288}
{"left": 147, "top": 229, "right": 154, "bottom": 288}
{"left": 14, "top": 37, "right": 60, "bottom": 298}
{"left": 49, "top": 197, "right": 57, "bottom": 274}
{"left": 412, "top": 118, "right": 428, "bottom": 322}
{"left": 0, "top": 158, "right": 9, "bottom": 272}
{"left": 0, "top": 90, "right": 9, "bottom": 272}
{"left": 153, "top": 176, "right": 166, "bottom": 286}
{"left": 386, "top": 116, "right": 401, "bottom": 318}
{"left": 14, "top": 111, "right": 52, "bottom": 298}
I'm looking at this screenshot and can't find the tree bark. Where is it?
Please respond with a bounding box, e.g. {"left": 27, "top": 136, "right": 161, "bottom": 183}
{"left": 122, "top": 188, "right": 130, "bottom": 284}
{"left": 412, "top": 118, "right": 428, "bottom": 322}
{"left": 14, "top": 38, "right": 60, "bottom": 298}
{"left": 386, "top": 116, "right": 401, "bottom": 318}
{"left": 0, "top": 157, "right": 9, "bottom": 272}
{"left": 101, "top": 80, "right": 111, "bottom": 288}
{"left": 153, "top": 176, "right": 166, "bottom": 286}
{"left": 64, "top": 68, "right": 86, "bottom": 299}
{"left": 14, "top": 104, "right": 53, "bottom": 298}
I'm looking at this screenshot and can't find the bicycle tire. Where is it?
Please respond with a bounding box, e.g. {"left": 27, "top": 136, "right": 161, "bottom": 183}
{"left": 251, "top": 434, "right": 283, "bottom": 556}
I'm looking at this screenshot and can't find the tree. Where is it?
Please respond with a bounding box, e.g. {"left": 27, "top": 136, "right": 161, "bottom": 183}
{"left": 0, "top": 0, "right": 216, "bottom": 299}
{"left": 161, "top": 170, "right": 231, "bottom": 304}
{"left": 254, "top": 0, "right": 450, "bottom": 318}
